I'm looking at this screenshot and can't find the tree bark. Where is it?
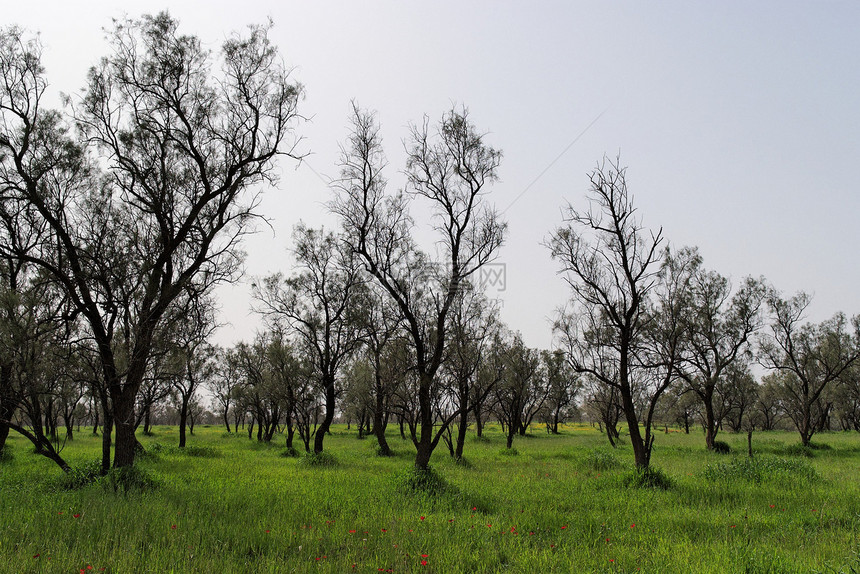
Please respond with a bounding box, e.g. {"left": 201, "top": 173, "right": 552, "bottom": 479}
{"left": 178, "top": 397, "right": 189, "bottom": 448}
{"left": 313, "top": 374, "right": 337, "bottom": 454}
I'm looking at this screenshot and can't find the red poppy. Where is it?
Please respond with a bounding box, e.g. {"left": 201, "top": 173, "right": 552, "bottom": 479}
{"left": 265, "top": 530, "right": 270, "bottom": 533}
{"left": 421, "top": 554, "right": 428, "bottom": 558}
{"left": 171, "top": 525, "right": 177, "bottom": 530}
{"left": 349, "top": 529, "right": 356, "bottom": 533}
{"left": 529, "top": 531, "right": 534, "bottom": 536}
{"left": 471, "top": 506, "right": 476, "bottom": 511}
{"left": 87, "top": 567, "right": 93, "bottom": 571}
{"left": 419, "top": 516, "right": 425, "bottom": 521}
{"left": 630, "top": 523, "right": 635, "bottom": 528}
{"left": 561, "top": 525, "right": 567, "bottom": 530}
{"left": 421, "top": 560, "right": 428, "bottom": 566}
{"left": 32, "top": 554, "right": 40, "bottom": 558}
{"left": 381, "top": 529, "right": 387, "bottom": 533}
{"left": 73, "top": 514, "right": 81, "bottom": 518}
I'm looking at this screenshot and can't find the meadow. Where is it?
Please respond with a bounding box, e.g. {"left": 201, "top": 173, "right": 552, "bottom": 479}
{"left": 1, "top": 424, "right": 859, "bottom": 573}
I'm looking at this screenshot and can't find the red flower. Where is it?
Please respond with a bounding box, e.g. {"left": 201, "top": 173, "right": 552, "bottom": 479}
{"left": 529, "top": 531, "right": 534, "bottom": 536}
{"left": 73, "top": 514, "right": 81, "bottom": 518}
{"left": 87, "top": 567, "right": 93, "bottom": 571}
{"left": 610, "top": 559, "right": 615, "bottom": 563}
{"left": 471, "top": 506, "right": 477, "bottom": 511}
{"left": 265, "top": 529, "right": 270, "bottom": 533}
{"left": 421, "top": 560, "right": 428, "bottom": 566}
{"left": 349, "top": 529, "right": 356, "bottom": 533}
{"left": 630, "top": 523, "right": 636, "bottom": 528}
{"left": 419, "top": 516, "right": 425, "bottom": 521}
{"left": 561, "top": 525, "right": 567, "bottom": 530}
{"left": 32, "top": 554, "right": 40, "bottom": 558}
{"left": 171, "top": 525, "right": 177, "bottom": 530}
{"left": 421, "top": 554, "right": 428, "bottom": 558}
{"left": 381, "top": 528, "right": 387, "bottom": 533}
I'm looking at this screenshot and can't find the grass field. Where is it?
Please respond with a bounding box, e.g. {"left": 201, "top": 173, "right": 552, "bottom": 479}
{"left": 1, "top": 424, "right": 859, "bottom": 573}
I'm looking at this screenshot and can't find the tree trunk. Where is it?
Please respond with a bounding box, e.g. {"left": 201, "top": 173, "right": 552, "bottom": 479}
{"left": 314, "top": 375, "right": 337, "bottom": 454}
{"left": 454, "top": 408, "right": 468, "bottom": 460}
{"left": 747, "top": 429, "right": 753, "bottom": 457}
{"left": 178, "top": 397, "right": 189, "bottom": 448}
{"left": 65, "top": 416, "right": 74, "bottom": 441}
{"left": 414, "top": 374, "right": 434, "bottom": 470}
{"left": 112, "top": 393, "right": 137, "bottom": 468}
{"left": 373, "top": 392, "right": 391, "bottom": 456}
{"left": 223, "top": 409, "right": 231, "bottom": 433}
{"left": 704, "top": 397, "right": 717, "bottom": 450}
{"left": 475, "top": 408, "right": 484, "bottom": 438}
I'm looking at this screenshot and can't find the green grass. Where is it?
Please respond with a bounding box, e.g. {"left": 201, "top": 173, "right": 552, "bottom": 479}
{"left": 1, "top": 425, "right": 859, "bottom": 573}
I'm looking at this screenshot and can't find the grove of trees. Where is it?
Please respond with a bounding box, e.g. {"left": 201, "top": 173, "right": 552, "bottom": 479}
{"left": 2, "top": 14, "right": 859, "bottom": 478}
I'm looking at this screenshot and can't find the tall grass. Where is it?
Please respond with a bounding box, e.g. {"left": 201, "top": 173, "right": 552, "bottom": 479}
{"left": 1, "top": 425, "right": 858, "bottom": 572}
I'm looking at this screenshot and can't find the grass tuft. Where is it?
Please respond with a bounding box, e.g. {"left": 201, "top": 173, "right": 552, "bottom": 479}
{"left": 712, "top": 440, "right": 732, "bottom": 454}
{"left": 623, "top": 465, "right": 673, "bottom": 490}
{"left": 101, "top": 465, "right": 160, "bottom": 493}
{"left": 280, "top": 446, "right": 300, "bottom": 458}
{"left": 57, "top": 459, "right": 103, "bottom": 490}
{"left": 394, "top": 465, "right": 449, "bottom": 496}
{"left": 498, "top": 447, "right": 519, "bottom": 456}
{"left": 585, "top": 448, "right": 621, "bottom": 471}
{"left": 299, "top": 451, "right": 338, "bottom": 467}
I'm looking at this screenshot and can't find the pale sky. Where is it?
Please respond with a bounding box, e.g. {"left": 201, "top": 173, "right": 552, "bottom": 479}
{"left": 6, "top": 1, "right": 860, "bottom": 350}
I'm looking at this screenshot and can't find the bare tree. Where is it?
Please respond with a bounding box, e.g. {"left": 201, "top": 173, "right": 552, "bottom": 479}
{"left": 758, "top": 292, "right": 860, "bottom": 446}
{"left": 0, "top": 16, "right": 303, "bottom": 467}
{"left": 331, "top": 103, "right": 506, "bottom": 470}
{"left": 547, "top": 157, "right": 663, "bottom": 469}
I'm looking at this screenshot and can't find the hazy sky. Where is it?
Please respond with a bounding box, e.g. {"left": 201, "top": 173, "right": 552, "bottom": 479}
{"left": 6, "top": 2, "right": 860, "bottom": 349}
